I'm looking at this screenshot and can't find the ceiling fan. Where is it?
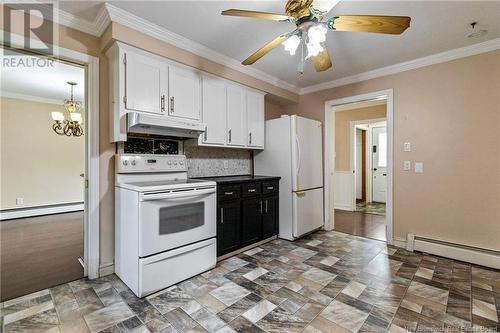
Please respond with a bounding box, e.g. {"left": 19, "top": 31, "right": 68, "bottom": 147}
{"left": 221, "top": 0, "right": 411, "bottom": 72}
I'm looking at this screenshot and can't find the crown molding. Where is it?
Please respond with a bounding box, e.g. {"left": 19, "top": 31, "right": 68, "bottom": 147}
{"left": 1, "top": 91, "right": 63, "bottom": 105}
{"left": 299, "top": 38, "right": 500, "bottom": 95}
{"left": 104, "top": 4, "right": 300, "bottom": 94}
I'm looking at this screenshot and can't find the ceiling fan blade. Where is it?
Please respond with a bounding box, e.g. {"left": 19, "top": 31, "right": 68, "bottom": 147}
{"left": 222, "top": 9, "right": 292, "bottom": 22}
{"left": 242, "top": 34, "right": 291, "bottom": 65}
{"left": 309, "top": 0, "right": 340, "bottom": 17}
{"left": 312, "top": 43, "right": 333, "bottom": 72}
{"left": 285, "top": 0, "right": 313, "bottom": 20}
{"left": 327, "top": 15, "right": 411, "bottom": 34}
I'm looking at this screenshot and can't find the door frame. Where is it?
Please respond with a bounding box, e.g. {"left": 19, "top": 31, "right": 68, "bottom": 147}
{"left": 324, "top": 89, "right": 394, "bottom": 244}
{"left": 1, "top": 31, "right": 100, "bottom": 278}
{"left": 350, "top": 119, "right": 387, "bottom": 210}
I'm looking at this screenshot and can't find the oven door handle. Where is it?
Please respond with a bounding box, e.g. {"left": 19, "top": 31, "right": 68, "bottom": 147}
{"left": 140, "top": 188, "right": 215, "bottom": 201}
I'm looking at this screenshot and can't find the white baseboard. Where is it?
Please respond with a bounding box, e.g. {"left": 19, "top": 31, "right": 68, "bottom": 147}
{"left": 408, "top": 234, "right": 500, "bottom": 270}
{"left": 99, "top": 262, "right": 115, "bottom": 277}
{"left": 0, "top": 203, "right": 84, "bottom": 220}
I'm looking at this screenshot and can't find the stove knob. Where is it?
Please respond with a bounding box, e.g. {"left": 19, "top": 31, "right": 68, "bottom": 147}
{"left": 167, "top": 161, "right": 172, "bottom": 166}
{"left": 123, "top": 160, "right": 129, "bottom": 166}
{"left": 131, "top": 160, "right": 136, "bottom": 166}
{"left": 174, "top": 161, "right": 178, "bottom": 166}
{"left": 180, "top": 160, "right": 184, "bottom": 165}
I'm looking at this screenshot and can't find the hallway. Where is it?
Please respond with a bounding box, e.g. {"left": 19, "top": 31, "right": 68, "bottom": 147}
{"left": 334, "top": 209, "right": 386, "bottom": 242}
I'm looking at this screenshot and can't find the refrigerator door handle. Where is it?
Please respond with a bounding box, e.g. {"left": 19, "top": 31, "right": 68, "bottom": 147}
{"left": 295, "top": 136, "right": 301, "bottom": 174}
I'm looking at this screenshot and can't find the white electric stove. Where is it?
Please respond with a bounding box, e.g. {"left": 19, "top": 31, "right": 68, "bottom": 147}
{"left": 115, "top": 154, "right": 216, "bottom": 297}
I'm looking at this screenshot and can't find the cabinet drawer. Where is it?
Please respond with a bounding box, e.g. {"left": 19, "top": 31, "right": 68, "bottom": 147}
{"left": 242, "top": 183, "right": 261, "bottom": 197}
{"left": 218, "top": 185, "right": 240, "bottom": 201}
{"left": 262, "top": 181, "right": 278, "bottom": 194}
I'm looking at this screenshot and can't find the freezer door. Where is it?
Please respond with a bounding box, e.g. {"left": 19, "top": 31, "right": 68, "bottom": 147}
{"left": 291, "top": 116, "right": 323, "bottom": 191}
{"left": 293, "top": 187, "right": 324, "bottom": 238}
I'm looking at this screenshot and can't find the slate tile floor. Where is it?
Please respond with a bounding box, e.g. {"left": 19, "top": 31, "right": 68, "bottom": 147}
{"left": 1, "top": 230, "right": 499, "bottom": 333}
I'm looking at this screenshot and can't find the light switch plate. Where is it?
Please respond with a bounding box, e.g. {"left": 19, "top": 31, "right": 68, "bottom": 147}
{"left": 16, "top": 197, "right": 24, "bottom": 205}
{"left": 223, "top": 161, "right": 229, "bottom": 169}
{"left": 415, "top": 162, "right": 424, "bottom": 173}
{"left": 403, "top": 161, "right": 411, "bottom": 171}
{"left": 404, "top": 142, "right": 411, "bottom": 152}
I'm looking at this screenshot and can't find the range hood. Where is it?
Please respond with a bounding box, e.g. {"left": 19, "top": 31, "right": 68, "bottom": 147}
{"left": 127, "top": 112, "right": 205, "bottom": 138}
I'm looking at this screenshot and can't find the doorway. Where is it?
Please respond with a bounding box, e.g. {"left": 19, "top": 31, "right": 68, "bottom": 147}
{"left": 0, "top": 50, "right": 88, "bottom": 300}
{"left": 324, "top": 90, "right": 394, "bottom": 244}
{"left": 353, "top": 120, "right": 387, "bottom": 217}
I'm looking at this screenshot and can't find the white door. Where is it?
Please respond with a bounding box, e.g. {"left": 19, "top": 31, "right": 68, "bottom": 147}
{"left": 293, "top": 188, "right": 324, "bottom": 237}
{"left": 372, "top": 126, "right": 387, "bottom": 203}
{"left": 246, "top": 91, "right": 264, "bottom": 148}
{"left": 292, "top": 116, "right": 323, "bottom": 191}
{"left": 168, "top": 65, "right": 201, "bottom": 120}
{"left": 201, "top": 76, "right": 226, "bottom": 145}
{"left": 226, "top": 85, "right": 246, "bottom": 146}
{"left": 125, "top": 51, "right": 166, "bottom": 114}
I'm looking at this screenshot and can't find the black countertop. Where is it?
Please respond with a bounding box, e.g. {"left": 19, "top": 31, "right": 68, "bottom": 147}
{"left": 197, "top": 175, "right": 281, "bottom": 184}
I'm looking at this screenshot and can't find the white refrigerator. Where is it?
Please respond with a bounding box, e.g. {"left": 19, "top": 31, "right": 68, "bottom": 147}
{"left": 254, "top": 115, "right": 324, "bottom": 240}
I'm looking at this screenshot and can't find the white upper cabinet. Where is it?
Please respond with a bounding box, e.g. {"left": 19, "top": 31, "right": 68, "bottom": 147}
{"left": 226, "top": 85, "right": 247, "bottom": 147}
{"left": 201, "top": 76, "right": 226, "bottom": 145}
{"left": 246, "top": 91, "right": 265, "bottom": 149}
{"left": 124, "top": 51, "right": 167, "bottom": 115}
{"left": 168, "top": 65, "right": 201, "bottom": 121}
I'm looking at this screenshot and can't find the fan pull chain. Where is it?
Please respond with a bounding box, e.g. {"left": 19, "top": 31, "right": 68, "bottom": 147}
{"left": 297, "top": 40, "right": 304, "bottom": 74}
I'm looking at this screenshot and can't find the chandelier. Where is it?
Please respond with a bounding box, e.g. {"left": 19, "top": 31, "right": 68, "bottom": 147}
{"left": 51, "top": 82, "right": 84, "bottom": 137}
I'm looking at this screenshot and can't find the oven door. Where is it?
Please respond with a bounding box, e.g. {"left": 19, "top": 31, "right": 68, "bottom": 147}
{"left": 139, "top": 186, "right": 216, "bottom": 257}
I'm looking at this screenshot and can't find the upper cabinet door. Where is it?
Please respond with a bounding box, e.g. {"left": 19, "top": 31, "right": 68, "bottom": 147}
{"left": 168, "top": 65, "right": 201, "bottom": 120}
{"left": 124, "top": 51, "right": 166, "bottom": 115}
{"left": 246, "top": 91, "right": 265, "bottom": 148}
{"left": 201, "top": 76, "right": 226, "bottom": 145}
{"left": 226, "top": 85, "right": 247, "bottom": 146}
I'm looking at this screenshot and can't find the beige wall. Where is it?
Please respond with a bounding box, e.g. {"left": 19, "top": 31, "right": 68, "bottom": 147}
{"left": 287, "top": 50, "right": 500, "bottom": 251}
{"left": 335, "top": 104, "right": 387, "bottom": 171}
{"left": 0, "top": 97, "right": 85, "bottom": 209}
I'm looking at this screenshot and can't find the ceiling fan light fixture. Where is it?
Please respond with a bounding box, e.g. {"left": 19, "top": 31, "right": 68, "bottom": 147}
{"left": 307, "top": 24, "right": 327, "bottom": 44}
{"left": 282, "top": 34, "right": 301, "bottom": 55}
{"left": 305, "top": 41, "right": 324, "bottom": 59}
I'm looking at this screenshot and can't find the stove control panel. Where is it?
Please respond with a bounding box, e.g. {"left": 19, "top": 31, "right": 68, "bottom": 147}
{"left": 116, "top": 154, "right": 186, "bottom": 173}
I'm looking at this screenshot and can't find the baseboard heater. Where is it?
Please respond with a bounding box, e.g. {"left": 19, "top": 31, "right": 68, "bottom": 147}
{"left": 406, "top": 234, "right": 500, "bottom": 270}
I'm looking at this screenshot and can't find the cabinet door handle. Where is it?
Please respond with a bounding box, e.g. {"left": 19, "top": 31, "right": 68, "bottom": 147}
{"left": 249, "top": 132, "right": 252, "bottom": 145}
{"left": 266, "top": 186, "right": 274, "bottom": 190}
{"left": 224, "top": 192, "right": 234, "bottom": 196}
{"left": 228, "top": 129, "right": 232, "bottom": 143}
{"left": 265, "top": 199, "right": 268, "bottom": 213}
{"left": 170, "top": 96, "right": 174, "bottom": 113}
{"left": 204, "top": 126, "right": 207, "bottom": 141}
{"left": 259, "top": 200, "right": 263, "bottom": 214}
{"left": 248, "top": 188, "right": 256, "bottom": 193}
{"left": 161, "top": 95, "right": 165, "bottom": 112}
{"left": 220, "top": 207, "right": 224, "bottom": 224}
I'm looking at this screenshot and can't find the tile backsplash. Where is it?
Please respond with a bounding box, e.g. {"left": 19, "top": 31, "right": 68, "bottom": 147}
{"left": 184, "top": 145, "right": 252, "bottom": 178}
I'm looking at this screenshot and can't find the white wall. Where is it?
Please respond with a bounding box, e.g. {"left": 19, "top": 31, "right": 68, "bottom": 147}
{"left": 0, "top": 97, "right": 85, "bottom": 210}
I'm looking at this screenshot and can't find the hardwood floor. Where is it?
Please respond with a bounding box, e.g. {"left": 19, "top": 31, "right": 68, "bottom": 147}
{"left": 334, "top": 209, "right": 386, "bottom": 242}
{"left": 0, "top": 212, "right": 84, "bottom": 301}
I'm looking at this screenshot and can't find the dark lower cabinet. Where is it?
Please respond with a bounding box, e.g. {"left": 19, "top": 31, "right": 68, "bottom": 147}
{"left": 217, "top": 200, "right": 241, "bottom": 256}
{"left": 241, "top": 198, "right": 263, "bottom": 247}
{"left": 262, "top": 195, "right": 278, "bottom": 239}
{"left": 215, "top": 178, "right": 280, "bottom": 257}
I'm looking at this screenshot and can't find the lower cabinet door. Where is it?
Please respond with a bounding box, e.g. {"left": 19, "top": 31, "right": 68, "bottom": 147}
{"left": 241, "top": 197, "right": 263, "bottom": 247}
{"left": 217, "top": 200, "right": 241, "bottom": 256}
{"left": 262, "top": 195, "right": 278, "bottom": 239}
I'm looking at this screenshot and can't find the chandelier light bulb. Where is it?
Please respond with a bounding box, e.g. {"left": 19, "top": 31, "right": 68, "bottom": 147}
{"left": 70, "top": 112, "right": 83, "bottom": 123}
{"left": 282, "top": 35, "right": 301, "bottom": 55}
{"left": 51, "top": 111, "right": 64, "bottom": 122}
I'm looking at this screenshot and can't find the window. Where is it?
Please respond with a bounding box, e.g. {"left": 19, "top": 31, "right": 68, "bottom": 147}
{"left": 378, "top": 132, "right": 387, "bottom": 167}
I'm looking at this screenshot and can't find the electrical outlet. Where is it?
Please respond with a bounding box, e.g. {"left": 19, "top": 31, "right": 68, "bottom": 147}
{"left": 415, "top": 162, "right": 424, "bottom": 173}
{"left": 16, "top": 197, "right": 24, "bottom": 205}
{"left": 223, "top": 161, "right": 229, "bottom": 169}
{"left": 403, "top": 161, "right": 411, "bottom": 171}
{"left": 404, "top": 142, "right": 411, "bottom": 152}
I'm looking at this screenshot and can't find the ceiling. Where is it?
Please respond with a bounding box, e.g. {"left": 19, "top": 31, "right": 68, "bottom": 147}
{"left": 1, "top": 49, "right": 85, "bottom": 102}
{"left": 59, "top": 1, "right": 499, "bottom": 89}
